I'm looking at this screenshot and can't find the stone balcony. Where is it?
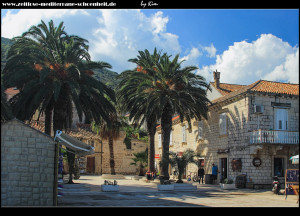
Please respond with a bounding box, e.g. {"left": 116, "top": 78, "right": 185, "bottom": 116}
{"left": 250, "top": 129, "right": 299, "bottom": 145}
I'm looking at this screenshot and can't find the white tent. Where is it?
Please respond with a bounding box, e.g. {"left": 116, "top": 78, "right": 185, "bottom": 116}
{"left": 54, "top": 130, "right": 95, "bottom": 156}
{"left": 289, "top": 155, "right": 299, "bottom": 165}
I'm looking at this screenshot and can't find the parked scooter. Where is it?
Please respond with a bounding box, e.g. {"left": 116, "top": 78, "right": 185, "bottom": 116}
{"left": 272, "top": 176, "right": 281, "bottom": 194}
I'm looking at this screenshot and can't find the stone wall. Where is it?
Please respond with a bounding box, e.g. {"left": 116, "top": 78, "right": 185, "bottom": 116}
{"left": 75, "top": 131, "right": 147, "bottom": 175}
{"left": 99, "top": 132, "right": 147, "bottom": 175}
{"left": 1, "top": 119, "right": 55, "bottom": 206}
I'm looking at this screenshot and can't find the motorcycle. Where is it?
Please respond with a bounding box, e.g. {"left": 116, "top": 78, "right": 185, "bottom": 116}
{"left": 272, "top": 176, "right": 281, "bottom": 194}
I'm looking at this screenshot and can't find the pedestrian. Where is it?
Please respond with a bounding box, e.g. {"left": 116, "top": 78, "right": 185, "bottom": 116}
{"left": 146, "top": 170, "right": 151, "bottom": 180}
{"left": 198, "top": 167, "right": 205, "bottom": 184}
{"left": 211, "top": 163, "right": 218, "bottom": 184}
{"left": 153, "top": 170, "right": 157, "bottom": 179}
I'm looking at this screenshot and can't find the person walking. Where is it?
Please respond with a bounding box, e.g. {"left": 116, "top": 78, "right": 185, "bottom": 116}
{"left": 198, "top": 167, "right": 205, "bottom": 184}
{"left": 211, "top": 163, "right": 218, "bottom": 184}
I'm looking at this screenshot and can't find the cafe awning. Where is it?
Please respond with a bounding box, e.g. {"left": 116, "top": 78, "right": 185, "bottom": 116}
{"left": 54, "top": 130, "right": 95, "bottom": 156}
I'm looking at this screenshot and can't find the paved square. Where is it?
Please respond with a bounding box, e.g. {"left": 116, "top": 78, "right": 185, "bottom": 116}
{"left": 58, "top": 175, "right": 299, "bottom": 207}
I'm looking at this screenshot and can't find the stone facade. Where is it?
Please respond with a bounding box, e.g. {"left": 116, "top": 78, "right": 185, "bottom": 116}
{"left": 1, "top": 119, "right": 56, "bottom": 206}
{"left": 155, "top": 78, "right": 299, "bottom": 187}
{"left": 67, "top": 129, "right": 147, "bottom": 175}
{"left": 100, "top": 132, "right": 147, "bottom": 175}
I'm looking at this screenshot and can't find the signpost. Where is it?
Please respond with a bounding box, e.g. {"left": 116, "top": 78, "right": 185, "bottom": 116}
{"left": 285, "top": 169, "right": 299, "bottom": 195}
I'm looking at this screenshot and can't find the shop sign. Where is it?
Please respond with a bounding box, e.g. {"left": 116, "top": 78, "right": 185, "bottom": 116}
{"left": 155, "top": 154, "right": 160, "bottom": 159}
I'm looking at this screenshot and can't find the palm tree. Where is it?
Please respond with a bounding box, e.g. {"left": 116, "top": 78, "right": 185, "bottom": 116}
{"left": 169, "top": 149, "right": 197, "bottom": 183}
{"left": 119, "top": 52, "right": 211, "bottom": 181}
{"left": 3, "top": 20, "right": 116, "bottom": 183}
{"left": 117, "top": 48, "right": 162, "bottom": 173}
{"left": 91, "top": 112, "right": 128, "bottom": 175}
{"left": 130, "top": 148, "right": 148, "bottom": 176}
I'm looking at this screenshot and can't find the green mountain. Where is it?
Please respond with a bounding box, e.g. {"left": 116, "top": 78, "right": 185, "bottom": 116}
{"left": 1, "top": 37, "right": 14, "bottom": 71}
{"left": 93, "top": 68, "right": 119, "bottom": 90}
{"left": 1, "top": 37, "right": 119, "bottom": 89}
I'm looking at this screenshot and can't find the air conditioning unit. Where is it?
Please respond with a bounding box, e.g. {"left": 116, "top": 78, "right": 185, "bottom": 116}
{"left": 254, "top": 105, "right": 264, "bottom": 114}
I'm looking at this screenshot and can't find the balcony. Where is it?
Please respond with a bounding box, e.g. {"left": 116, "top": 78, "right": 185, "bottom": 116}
{"left": 250, "top": 129, "right": 299, "bottom": 145}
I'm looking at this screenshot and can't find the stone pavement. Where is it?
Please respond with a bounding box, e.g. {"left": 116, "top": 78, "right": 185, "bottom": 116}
{"left": 58, "top": 175, "right": 299, "bottom": 207}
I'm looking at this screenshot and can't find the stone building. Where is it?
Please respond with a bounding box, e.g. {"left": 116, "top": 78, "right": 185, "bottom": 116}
{"left": 155, "top": 71, "right": 299, "bottom": 187}
{"left": 1, "top": 119, "right": 56, "bottom": 206}
{"left": 66, "top": 124, "right": 147, "bottom": 175}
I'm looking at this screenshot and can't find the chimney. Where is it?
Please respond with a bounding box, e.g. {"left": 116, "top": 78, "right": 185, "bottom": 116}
{"left": 213, "top": 70, "right": 220, "bottom": 88}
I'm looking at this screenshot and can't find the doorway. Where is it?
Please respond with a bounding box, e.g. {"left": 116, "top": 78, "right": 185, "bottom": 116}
{"left": 87, "top": 157, "right": 95, "bottom": 173}
{"left": 219, "top": 158, "right": 228, "bottom": 181}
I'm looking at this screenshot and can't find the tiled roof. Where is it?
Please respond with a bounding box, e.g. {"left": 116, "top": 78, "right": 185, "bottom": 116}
{"left": 250, "top": 80, "right": 299, "bottom": 95}
{"left": 212, "top": 80, "right": 299, "bottom": 104}
{"left": 210, "top": 82, "right": 246, "bottom": 96}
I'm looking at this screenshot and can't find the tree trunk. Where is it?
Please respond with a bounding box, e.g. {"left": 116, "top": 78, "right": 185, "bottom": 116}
{"left": 53, "top": 85, "right": 73, "bottom": 182}
{"left": 44, "top": 103, "right": 53, "bottom": 136}
{"left": 66, "top": 148, "right": 75, "bottom": 184}
{"left": 147, "top": 123, "right": 156, "bottom": 172}
{"left": 177, "top": 169, "right": 184, "bottom": 183}
{"left": 108, "top": 135, "right": 116, "bottom": 175}
{"left": 160, "top": 104, "right": 173, "bottom": 181}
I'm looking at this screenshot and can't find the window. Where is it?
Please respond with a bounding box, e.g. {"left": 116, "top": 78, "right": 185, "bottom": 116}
{"left": 274, "top": 158, "right": 284, "bottom": 177}
{"left": 275, "top": 108, "right": 288, "bottom": 130}
{"left": 169, "top": 130, "right": 172, "bottom": 146}
{"left": 198, "top": 121, "right": 203, "bottom": 139}
{"left": 182, "top": 125, "right": 187, "bottom": 142}
{"left": 219, "top": 113, "right": 227, "bottom": 135}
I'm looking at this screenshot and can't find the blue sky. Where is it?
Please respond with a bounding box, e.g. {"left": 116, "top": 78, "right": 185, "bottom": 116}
{"left": 1, "top": 9, "right": 299, "bottom": 84}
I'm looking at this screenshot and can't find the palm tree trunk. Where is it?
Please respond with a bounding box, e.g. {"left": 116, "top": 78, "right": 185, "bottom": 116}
{"left": 53, "top": 86, "right": 74, "bottom": 182}
{"left": 108, "top": 135, "right": 116, "bottom": 175}
{"left": 147, "top": 124, "right": 156, "bottom": 172}
{"left": 44, "top": 103, "right": 53, "bottom": 136}
{"left": 160, "top": 104, "right": 173, "bottom": 181}
{"left": 66, "top": 148, "right": 75, "bottom": 183}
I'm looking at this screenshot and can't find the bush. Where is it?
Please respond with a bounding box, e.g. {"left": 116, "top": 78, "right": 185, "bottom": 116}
{"left": 222, "top": 178, "right": 234, "bottom": 184}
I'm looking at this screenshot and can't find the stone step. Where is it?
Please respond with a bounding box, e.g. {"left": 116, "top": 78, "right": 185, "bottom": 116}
{"left": 174, "top": 183, "right": 197, "bottom": 191}
{"left": 100, "top": 174, "right": 125, "bottom": 179}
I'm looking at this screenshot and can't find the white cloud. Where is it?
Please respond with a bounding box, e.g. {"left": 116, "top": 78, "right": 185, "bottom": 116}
{"left": 150, "top": 11, "right": 169, "bottom": 34}
{"left": 1, "top": 9, "right": 87, "bottom": 38}
{"left": 203, "top": 43, "right": 217, "bottom": 58}
{"left": 197, "top": 34, "right": 299, "bottom": 84}
{"left": 1, "top": 9, "right": 182, "bottom": 73}
{"left": 180, "top": 47, "right": 202, "bottom": 67}
{"left": 263, "top": 48, "right": 299, "bottom": 83}
{"left": 89, "top": 9, "right": 181, "bottom": 72}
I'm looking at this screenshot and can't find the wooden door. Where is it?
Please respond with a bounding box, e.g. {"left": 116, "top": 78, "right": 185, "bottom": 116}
{"left": 87, "top": 157, "right": 95, "bottom": 173}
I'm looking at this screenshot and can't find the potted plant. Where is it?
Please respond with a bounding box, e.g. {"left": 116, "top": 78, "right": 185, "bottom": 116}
{"left": 101, "top": 180, "right": 119, "bottom": 192}
{"left": 220, "top": 178, "right": 236, "bottom": 190}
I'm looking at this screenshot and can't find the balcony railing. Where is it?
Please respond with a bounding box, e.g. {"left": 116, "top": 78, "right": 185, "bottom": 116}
{"left": 250, "top": 129, "right": 299, "bottom": 144}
